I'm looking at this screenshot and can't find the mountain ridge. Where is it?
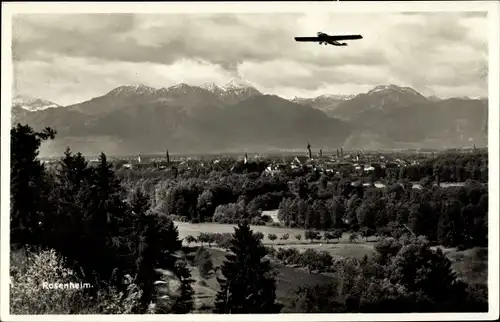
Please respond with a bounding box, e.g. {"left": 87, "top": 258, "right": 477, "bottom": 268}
{"left": 12, "top": 83, "right": 488, "bottom": 156}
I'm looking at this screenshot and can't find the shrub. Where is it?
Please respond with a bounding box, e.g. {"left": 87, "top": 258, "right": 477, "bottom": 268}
{"left": 268, "top": 233, "right": 278, "bottom": 241}
{"left": 349, "top": 233, "right": 359, "bottom": 243}
{"left": 194, "top": 247, "right": 213, "bottom": 279}
{"left": 251, "top": 216, "right": 265, "bottom": 226}
{"left": 215, "top": 233, "right": 233, "bottom": 250}
{"left": 254, "top": 231, "right": 265, "bottom": 241}
{"left": 276, "top": 248, "right": 301, "bottom": 265}
{"left": 332, "top": 229, "right": 343, "bottom": 241}
{"left": 265, "top": 246, "right": 277, "bottom": 257}
{"left": 10, "top": 247, "right": 145, "bottom": 314}
{"left": 10, "top": 248, "right": 90, "bottom": 314}
{"left": 305, "top": 230, "right": 320, "bottom": 243}
{"left": 185, "top": 235, "right": 197, "bottom": 246}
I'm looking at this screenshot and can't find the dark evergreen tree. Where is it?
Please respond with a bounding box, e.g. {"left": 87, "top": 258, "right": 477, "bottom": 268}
{"left": 170, "top": 258, "right": 195, "bottom": 314}
{"left": 50, "top": 148, "right": 93, "bottom": 269}
{"left": 86, "top": 152, "right": 130, "bottom": 285}
{"left": 437, "top": 200, "right": 464, "bottom": 247}
{"left": 135, "top": 213, "right": 184, "bottom": 313}
{"left": 213, "top": 222, "right": 281, "bottom": 313}
{"left": 10, "top": 124, "right": 56, "bottom": 246}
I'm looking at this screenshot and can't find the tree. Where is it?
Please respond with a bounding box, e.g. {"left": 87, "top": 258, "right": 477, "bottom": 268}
{"left": 295, "top": 234, "right": 302, "bottom": 241}
{"left": 196, "top": 189, "right": 214, "bottom": 222}
{"left": 254, "top": 231, "right": 265, "bottom": 242}
{"left": 268, "top": 233, "right": 278, "bottom": 242}
{"left": 198, "top": 233, "right": 209, "bottom": 247}
{"left": 387, "top": 236, "right": 461, "bottom": 306}
{"left": 323, "top": 232, "right": 333, "bottom": 244}
{"left": 349, "top": 233, "right": 359, "bottom": 244}
{"left": 217, "top": 233, "right": 233, "bottom": 250}
{"left": 85, "top": 152, "right": 131, "bottom": 284}
{"left": 10, "top": 124, "right": 56, "bottom": 246}
{"left": 332, "top": 229, "right": 343, "bottom": 242}
{"left": 170, "top": 258, "right": 195, "bottom": 314}
{"left": 131, "top": 187, "right": 151, "bottom": 216}
{"left": 194, "top": 247, "right": 214, "bottom": 279}
{"left": 374, "top": 237, "right": 402, "bottom": 265}
{"left": 135, "top": 215, "right": 183, "bottom": 313}
{"left": 50, "top": 148, "right": 93, "bottom": 269}
{"left": 213, "top": 222, "right": 282, "bottom": 313}
{"left": 305, "top": 230, "right": 320, "bottom": 243}
{"left": 185, "top": 235, "right": 197, "bottom": 246}
{"left": 359, "top": 227, "right": 374, "bottom": 242}
{"left": 288, "top": 283, "right": 341, "bottom": 313}
{"left": 280, "top": 233, "right": 289, "bottom": 241}
{"left": 437, "top": 200, "right": 464, "bottom": 247}
{"left": 300, "top": 249, "right": 320, "bottom": 272}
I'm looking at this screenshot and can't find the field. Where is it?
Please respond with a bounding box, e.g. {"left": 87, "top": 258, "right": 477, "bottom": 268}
{"left": 176, "top": 222, "right": 488, "bottom": 312}
{"left": 185, "top": 246, "right": 333, "bottom": 313}
{"left": 177, "top": 221, "right": 378, "bottom": 258}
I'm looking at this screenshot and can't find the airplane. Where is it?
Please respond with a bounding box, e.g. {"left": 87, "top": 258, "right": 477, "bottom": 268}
{"left": 294, "top": 32, "right": 363, "bottom": 46}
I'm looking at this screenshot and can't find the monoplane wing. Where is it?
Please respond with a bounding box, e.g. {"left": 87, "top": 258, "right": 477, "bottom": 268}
{"left": 294, "top": 37, "right": 322, "bottom": 42}
{"left": 294, "top": 34, "right": 363, "bottom": 42}
{"left": 324, "top": 35, "right": 363, "bottom": 40}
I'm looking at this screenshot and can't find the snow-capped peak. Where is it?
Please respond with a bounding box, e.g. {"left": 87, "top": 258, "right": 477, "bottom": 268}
{"left": 168, "top": 83, "right": 191, "bottom": 90}
{"left": 316, "top": 94, "right": 355, "bottom": 100}
{"left": 13, "top": 94, "right": 61, "bottom": 111}
{"left": 201, "top": 82, "right": 224, "bottom": 93}
{"left": 367, "top": 84, "right": 423, "bottom": 97}
{"left": 221, "top": 78, "right": 253, "bottom": 91}
{"left": 106, "top": 84, "right": 157, "bottom": 97}
{"left": 165, "top": 83, "right": 199, "bottom": 95}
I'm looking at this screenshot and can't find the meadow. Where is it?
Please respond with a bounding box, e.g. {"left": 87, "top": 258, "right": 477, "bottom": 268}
{"left": 176, "top": 221, "right": 488, "bottom": 312}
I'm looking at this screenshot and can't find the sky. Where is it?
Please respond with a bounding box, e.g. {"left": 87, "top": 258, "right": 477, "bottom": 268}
{"left": 12, "top": 11, "right": 488, "bottom": 105}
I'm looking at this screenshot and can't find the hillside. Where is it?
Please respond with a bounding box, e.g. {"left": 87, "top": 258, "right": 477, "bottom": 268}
{"left": 12, "top": 81, "right": 351, "bottom": 155}
{"left": 291, "top": 94, "right": 354, "bottom": 118}
{"left": 12, "top": 83, "right": 487, "bottom": 155}
{"left": 292, "top": 85, "right": 488, "bottom": 150}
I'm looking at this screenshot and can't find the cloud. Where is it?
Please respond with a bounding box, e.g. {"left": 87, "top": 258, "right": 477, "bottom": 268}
{"left": 12, "top": 11, "right": 488, "bottom": 104}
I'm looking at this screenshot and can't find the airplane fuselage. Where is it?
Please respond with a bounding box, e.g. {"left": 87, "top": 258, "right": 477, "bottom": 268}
{"left": 317, "top": 32, "right": 347, "bottom": 46}
{"left": 294, "top": 32, "right": 361, "bottom": 47}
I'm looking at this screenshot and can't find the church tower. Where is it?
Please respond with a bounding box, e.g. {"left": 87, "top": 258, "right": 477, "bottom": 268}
{"left": 306, "top": 143, "right": 312, "bottom": 159}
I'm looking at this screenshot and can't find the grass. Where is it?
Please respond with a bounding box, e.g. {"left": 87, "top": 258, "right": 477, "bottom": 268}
{"left": 177, "top": 222, "right": 489, "bottom": 306}
{"left": 184, "top": 246, "right": 332, "bottom": 313}
{"left": 176, "top": 221, "right": 377, "bottom": 259}
{"left": 176, "top": 221, "right": 313, "bottom": 240}
{"left": 443, "top": 247, "right": 488, "bottom": 286}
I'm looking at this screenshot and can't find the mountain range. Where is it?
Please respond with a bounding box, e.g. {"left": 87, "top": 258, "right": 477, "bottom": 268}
{"left": 11, "top": 80, "right": 488, "bottom": 156}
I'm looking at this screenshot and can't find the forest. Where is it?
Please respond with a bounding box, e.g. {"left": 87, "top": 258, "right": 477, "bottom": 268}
{"left": 9, "top": 123, "right": 488, "bottom": 314}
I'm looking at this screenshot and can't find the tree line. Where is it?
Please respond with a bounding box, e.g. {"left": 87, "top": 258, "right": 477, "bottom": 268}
{"left": 277, "top": 179, "right": 488, "bottom": 249}
{"left": 128, "top": 161, "right": 487, "bottom": 250}
{"left": 10, "top": 123, "right": 488, "bottom": 314}
{"left": 10, "top": 123, "right": 281, "bottom": 314}
{"left": 284, "top": 236, "right": 488, "bottom": 313}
